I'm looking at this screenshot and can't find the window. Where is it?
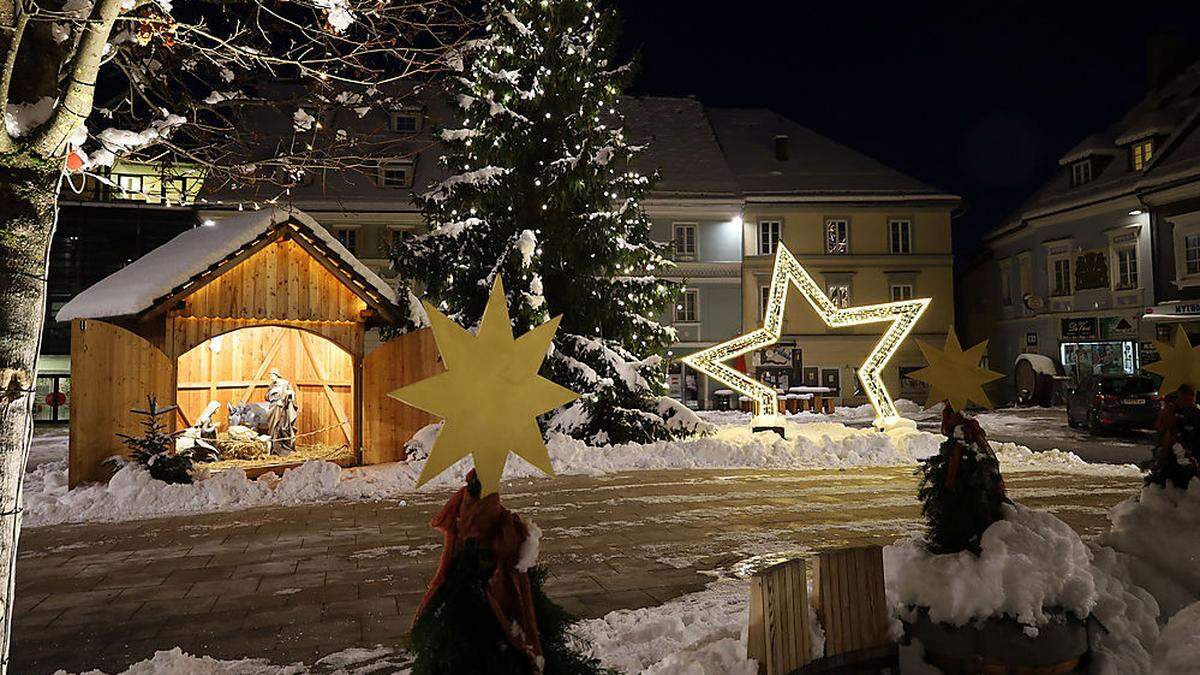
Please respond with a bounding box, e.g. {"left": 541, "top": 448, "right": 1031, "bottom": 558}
{"left": 673, "top": 223, "right": 697, "bottom": 260}
{"left": 1000, "top": 261, "right": 1013, "bottom": 306}
{"left": 760, "top": 285, "right": 771, "bottom": 319}
{"left": 1070, "top": 160, "right": 1093, "bottom": 187}
{"left": 758, "top": 221, "right": 780, "bottom": 255}
{"left": 825, "top": 218, "right": 849, "bottom": 254}
{"left": 389, "top": 111, "right": 420, "bottom": 133}
{"left": 1114, "top": 245, "right": 1138, "bottom": 289}
{"left": 888, "top": 219, "right": 912, "bottom": 254}
{"left": 890, "top": 284, "right": 914, "bottom": 302}
{"left": 1131, "top": 139, "right": 1154, "bottom": 171}
{"left": 115, "top": 174, "right": 143, "bottom": 198}
{"left": 1051, "top": 256, "right": 1072, "bottom": 296}
{"left": 378, "top": 162, "right": 413, "bottom": 188}
{"left": 333, "top": 227, "right": 359, "bottom": 254}
{"left": 674, "top": 289, "right": 698, "bottom": 323}
{"left": 1187, "top": 235, "right": 1200, "bottom": 275}
{"left": 827, "top": 283, "right": 851, "bottom": 308}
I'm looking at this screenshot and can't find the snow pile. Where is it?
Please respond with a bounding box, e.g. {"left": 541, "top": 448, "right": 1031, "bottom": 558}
{"left": 66, "top": 646, "right": 303, "bottom": 674}
{"left": 1099, "top": 480, "right": 1200, "bottom": 617}
{"left": 885, "top": 503, "right": 1160, "bottom": 674}
{"left": 1016, "top": 353, "right": 1058, "bottom": 376}
{"left": 575, "top": 580, "right": 757, "bottom": 675}
{"left": 1151, "top": 601, "right": 1200, "bottom": 675}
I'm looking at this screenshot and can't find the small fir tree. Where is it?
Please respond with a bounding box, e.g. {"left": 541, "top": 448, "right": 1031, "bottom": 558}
{"left": 391, "top": 0, "right": 699, "bottom": 445}
{"left": 915, "top": 408, "right": 1008, "bottom": 554}
{"left": 118, "top": 395, "right": 195, "bottom": 484}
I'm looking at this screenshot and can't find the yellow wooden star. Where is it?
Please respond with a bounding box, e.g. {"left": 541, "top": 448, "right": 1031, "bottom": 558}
{"left": 907, "top": 328, "right": 1003, "bottom": 412}
{"left": 389, "top": 278, "right": 579, "bottom": 496}
{"left": 1144, "top": 326, "right": 1200, "bottom": 396}
{"left": 682, "top": 244, "right": 929, "bottom": 424}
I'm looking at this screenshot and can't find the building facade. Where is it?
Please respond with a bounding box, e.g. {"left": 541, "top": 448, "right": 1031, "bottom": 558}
{"left": 966, "top": 58, "right": 1200, "bottom": 402}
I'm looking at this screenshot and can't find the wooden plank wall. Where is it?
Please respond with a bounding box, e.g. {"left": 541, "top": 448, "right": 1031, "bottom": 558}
{"left": 812, "top": 545, "right": 888, "bottom": 656}
{"left": 747, "top": 558, "right": 811, "bottom": 675}
{"left": 175, "top": 326, "right": 353, "bottom": 447}
{"left": 180, "top": 238, "right": 367, "bottom": 324}
{"left": 69, "top": 320, "right": 175, "bottom": 486}
{"left": 362, "top": 328, "right": 443, "bottom": 464}
{"left": 166, "top": 316, "right": 360, "bottom": 361}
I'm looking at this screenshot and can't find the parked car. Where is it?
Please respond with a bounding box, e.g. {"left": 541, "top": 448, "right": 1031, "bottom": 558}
{"left": 1066, "top": 374, "right": 1162, "bottom": 432}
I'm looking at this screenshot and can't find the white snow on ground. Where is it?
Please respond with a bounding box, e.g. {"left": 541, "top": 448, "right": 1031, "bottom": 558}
{"left": 1100, "top": 479, "right": 1200, "bottom": 618}
{"left": 23, "top": 412, "right": 1138, "bottom": 527}
{"left": 1151, "top": 601, "right": 1200, "bottom": 675}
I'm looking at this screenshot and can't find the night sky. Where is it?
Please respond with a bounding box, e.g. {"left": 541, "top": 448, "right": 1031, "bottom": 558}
{"left": 610, "top": 0, "right": 1200, "bottom": 260}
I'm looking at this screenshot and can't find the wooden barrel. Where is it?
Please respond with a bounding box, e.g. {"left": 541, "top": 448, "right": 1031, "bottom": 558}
{"left": 904, "top": 609, "right": 1088, "bottom": 674}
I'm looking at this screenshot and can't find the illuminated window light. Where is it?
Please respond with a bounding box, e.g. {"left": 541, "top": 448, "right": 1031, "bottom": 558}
{"left": 683, "top": 244, "right": 930, "bottom": 426}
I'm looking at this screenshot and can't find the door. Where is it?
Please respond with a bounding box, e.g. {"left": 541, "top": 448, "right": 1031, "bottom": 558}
{"left": 70, "top": 320, "right": 174, "bottom": 485}
{"left": 361, "top": 328, "right": 443, "bottom": 464}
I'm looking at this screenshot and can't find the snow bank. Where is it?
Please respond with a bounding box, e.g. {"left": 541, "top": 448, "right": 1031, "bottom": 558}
{"left": 885, "top": 503, "right": 1160, "bottom": 674}
{"left": 1152, "top": 601, "right": 1200, "bottom": 675}
{"left": 574, "top": 580, "right": 757, "bottom": 675}
{"left": 1100, "top": 480, "right": 1200, "bottom": 617}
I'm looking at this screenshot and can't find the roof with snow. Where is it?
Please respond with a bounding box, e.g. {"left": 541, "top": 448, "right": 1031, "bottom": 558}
{"left": 622, "top": 97, "right": 742, "bottom": 198}
{"left": 56, "top": 207, "right": 399, "bottom": 322}
{"left": 993, "top": 59, "right": 1200, "bottom": 236}
{"left": 705, "top": 108, "right": 952, "bottom": 198}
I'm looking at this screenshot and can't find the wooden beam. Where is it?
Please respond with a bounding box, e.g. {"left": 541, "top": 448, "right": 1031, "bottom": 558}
{"left": 236, "top": 328, "right": 287, "bottom": 404}
{"left": 298, "top": 331, "right": 353, "bottom": 445}
{"left": 177, "top": 380, "right": 352, "bottom": 389}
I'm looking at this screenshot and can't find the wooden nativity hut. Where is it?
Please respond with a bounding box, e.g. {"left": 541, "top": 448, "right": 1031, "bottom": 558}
{"left": 57, "top": 207, "right": 440, "bottom": 486}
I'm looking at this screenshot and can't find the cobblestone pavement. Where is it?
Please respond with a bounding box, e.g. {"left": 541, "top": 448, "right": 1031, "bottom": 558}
{"left": 12, "top": 466, "right": 1140, "bottom": 673}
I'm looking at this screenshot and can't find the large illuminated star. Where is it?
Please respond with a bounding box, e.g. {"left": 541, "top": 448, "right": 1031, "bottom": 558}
{"left": 389, "top": 278, "right": 579, "bottom": 496}
{"left": 682, "top": 244, "right": 929, "bottom": 424}
{"left": 907, "top": 328, "right": 1003, "bottom": 412}
{"left": 1144, "top": 326, "right": 1200, "bottom": 396}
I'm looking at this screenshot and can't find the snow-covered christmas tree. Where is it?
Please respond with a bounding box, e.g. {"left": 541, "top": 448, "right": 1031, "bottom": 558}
{"left": 392, "top": 0, "right": 701, "bottom": 444}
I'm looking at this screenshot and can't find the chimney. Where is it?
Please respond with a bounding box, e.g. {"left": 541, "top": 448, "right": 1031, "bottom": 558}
{"left": 774, "top": 134, "right": 789, "bottom": 161}
{"left": 1148, "top": 30, "right": 1197, "bottom": 90}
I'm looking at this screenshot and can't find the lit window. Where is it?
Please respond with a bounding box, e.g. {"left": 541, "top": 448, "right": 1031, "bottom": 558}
{"left": 1115, "top": 246, "right": 1138, "bottom": 289}
{"left": 115, "top": 174, "right": 143, "bottom": 198}
{"left": 379, "top": 162, "right": 412, "bottom": 188}
{"left": 673, "top": 223, "right": 697, "bottom": 260}
{"left": 1131, "top": 140, "right": 1154, "bottom": 171}
{"left": 390, "top": 111, "right": 420, "bottom": 133}
{"left": 758, "top": 221, "right": 780, "bottom": 255}
{"left": 1186, "top": 235, "right": 1200, "bottom": 275}
{"left": 827, "top": 283, "right": 851, "bottom": 308}
{"left": 334, "top": 227, "right": 359, "bottom": 254}
{"left": 1070, "top": 160, "right": 1093, "bottom": 187}
{"left": 889, "top": 219, "right": 912, "bottom": 254}
{"left": 825, "top": 218, "right": 849, "bottom": 254}
{"left": 890, "top": 284, "right": 914, "bottom": 301}
{"left": 1052, "top": 257, "right": 1072, "bottom": 296}
{"left": 675, "top": 289, "right": 698, "bottom": 323}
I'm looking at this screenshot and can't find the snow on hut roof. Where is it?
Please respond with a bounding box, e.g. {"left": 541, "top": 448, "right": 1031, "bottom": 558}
{"left": 56, "top": 206, "right": 398, "bottom": 321}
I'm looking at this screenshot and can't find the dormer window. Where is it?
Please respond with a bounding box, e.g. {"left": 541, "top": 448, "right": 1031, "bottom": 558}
{"left": 389, "top": 110, "right": 420, "bottom": 133}
{"left": 378, "top": 161, "right": 414, "bottom": 188}
{"left": 1131, "top": 139, "right": 1154, "bottom": 171}
{"left": 1070, "top": 160, "right": 1093, "bottom": 187}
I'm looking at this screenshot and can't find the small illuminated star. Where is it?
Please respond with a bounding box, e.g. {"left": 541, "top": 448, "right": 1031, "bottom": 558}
{"left": 1144, "top": 326, "right": 1200, "bottom": 396}
{"left": 683, "top": 244, "right": 929, "bottom": 424}
{"left": 389, "top": 278, "right": 579, "bottom": 496}
{"left": 907, "top": 329, "right": 1003, "bottom": 412}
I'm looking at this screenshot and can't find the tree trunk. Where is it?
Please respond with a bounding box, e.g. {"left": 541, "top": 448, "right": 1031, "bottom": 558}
{"left": 0, "top": 155, "right": 61, "bottom": 673}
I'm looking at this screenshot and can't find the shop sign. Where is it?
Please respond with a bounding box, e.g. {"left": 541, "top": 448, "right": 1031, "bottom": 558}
{"left": 1025, "top": 332, "right": 1039, "bottom": 347}
{"left": 1141, "top": 341, "right": 1160, "bottom": 364}
{"left": 1170, "top": 302, "right": 1200, "bottom": 315}
{"left": 1061, "top": 317, "right": 1098, "bottom": 340}
{"left": 1100, "top": 316, "right": 1137, "bottom": 340}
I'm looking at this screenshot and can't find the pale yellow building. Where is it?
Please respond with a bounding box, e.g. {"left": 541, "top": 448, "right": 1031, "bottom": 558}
{"left": 707, "top": 109, "right": 961, "bottom": 404}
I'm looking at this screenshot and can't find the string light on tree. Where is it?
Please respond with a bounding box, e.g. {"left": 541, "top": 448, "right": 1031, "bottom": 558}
{"left": 683, "top": 243, "right": 930, "bottom": 429}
